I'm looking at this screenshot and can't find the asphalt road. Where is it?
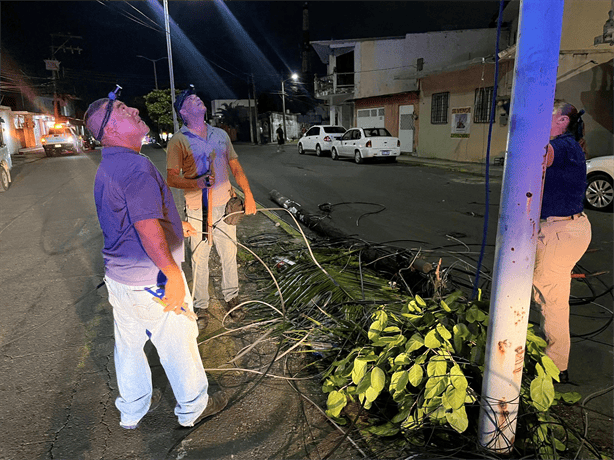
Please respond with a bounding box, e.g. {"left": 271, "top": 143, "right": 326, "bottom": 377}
{"left": 0, "top": 143, "right": 611, "bottom": 459}
{"left": 236, "top": 143, "right": 503, "bottom": 251}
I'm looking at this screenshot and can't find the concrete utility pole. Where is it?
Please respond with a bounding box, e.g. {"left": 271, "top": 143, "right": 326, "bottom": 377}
{"left": 252, "top": 74, "right": 260, "bottom": 144}
{"left": 247, "top": 87, "right": 255, "bottom": 144}
{"left": 281, "top": 73, "right": 298, "bottom": 142}
{"left": 477, "top": 0, "right": 565, "bottom": 453}
{"left": 137, "top": 55, "right": 167, "bottom": 90}
{"left": 163, "top": 0, "right": 179, "bottom": 133}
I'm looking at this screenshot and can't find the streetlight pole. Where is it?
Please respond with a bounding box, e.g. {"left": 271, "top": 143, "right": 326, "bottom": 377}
{"left": 137, "top": 55, "right": 167, "bottom": 90}
{"left": 281, "top": 73, "right": 298, "bottom": 143}
{"left": 163, "top": 0, "right": 179, "bottom": 133}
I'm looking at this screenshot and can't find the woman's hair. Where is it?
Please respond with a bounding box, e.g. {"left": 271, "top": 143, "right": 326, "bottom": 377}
{"left": 553, "top": 99, "right": 585, "bottom": 141}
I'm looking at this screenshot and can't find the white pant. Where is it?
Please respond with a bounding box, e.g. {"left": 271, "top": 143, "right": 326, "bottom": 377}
{"left": 105, "top": 274, "right": 209, "bottom": 427}
{"left": 186, "top": 204, "right": 238, "bottom": 308}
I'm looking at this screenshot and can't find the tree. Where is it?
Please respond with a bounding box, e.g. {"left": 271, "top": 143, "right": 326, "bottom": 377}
{"left": 144, "top": 89, "right": 174, "bottom": 134}
{"left": 216, "top": 102, "right": 241, "bottom": 129}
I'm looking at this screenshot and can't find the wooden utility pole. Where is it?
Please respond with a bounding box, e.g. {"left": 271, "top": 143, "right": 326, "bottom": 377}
{"left": 48, "top": 33, "right": 82, "bottom": 120}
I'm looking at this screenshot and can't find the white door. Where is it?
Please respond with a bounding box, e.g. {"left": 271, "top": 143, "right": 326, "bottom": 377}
{"left": 398, "top": 105, "right": 415, "bottom": 153}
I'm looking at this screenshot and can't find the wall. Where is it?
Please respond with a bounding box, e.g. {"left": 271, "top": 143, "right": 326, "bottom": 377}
{"left": 355, "top": 29, "right": 503, "bottom": 100}
{"left": 355, "top": 92, "right": 420, "bottom": 151}
{"left": 419, "top": 64, "right": 508, "bottom": 162}
{"left": 556, "top": 54, "right": 613, "bottom": 158}
{"left": 355, "top": 38, "right": 408, "bottom": 98}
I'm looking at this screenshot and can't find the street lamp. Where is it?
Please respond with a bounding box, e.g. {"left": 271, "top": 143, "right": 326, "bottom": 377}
{"left": 281, "top": 73, "right": 299, "bottom": 143}
{"left": 137, "top": 55, "right": 167, "bottom": 90}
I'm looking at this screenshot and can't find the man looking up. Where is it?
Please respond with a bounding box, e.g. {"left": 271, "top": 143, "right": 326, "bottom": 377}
{"left": 85, "top": 88, "right": 227, "bottom": 429}
{"left": 167, "top": 87, "right": 257, "bottom": 322}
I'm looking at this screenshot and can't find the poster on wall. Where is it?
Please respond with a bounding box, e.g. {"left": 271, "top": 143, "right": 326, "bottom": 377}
{"left": 451, "top": 107, "right": 471, "bottom": 138}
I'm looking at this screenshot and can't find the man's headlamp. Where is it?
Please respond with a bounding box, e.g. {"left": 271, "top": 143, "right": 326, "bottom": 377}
{"left": 173, "top": 84, "right": 195, "bottom": 123}
{"left": 96, "top": 85, "right": 122, "bottom": 141}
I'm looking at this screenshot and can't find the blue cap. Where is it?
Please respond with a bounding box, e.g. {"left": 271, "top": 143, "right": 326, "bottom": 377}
{"left": 174, "top": 85, "right": 195, "bottom": 123}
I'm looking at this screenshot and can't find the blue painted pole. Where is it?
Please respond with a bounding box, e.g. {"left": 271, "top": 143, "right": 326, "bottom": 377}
{"left": 477, "top": 0, "right": 565, "bottom": 452}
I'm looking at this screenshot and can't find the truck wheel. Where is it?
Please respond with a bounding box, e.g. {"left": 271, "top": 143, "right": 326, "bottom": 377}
{"left": 0, "top": 166, "right": 9, "bottom": 192}
{"left": 44, "top": 147, "right": 53, "bottom": 157}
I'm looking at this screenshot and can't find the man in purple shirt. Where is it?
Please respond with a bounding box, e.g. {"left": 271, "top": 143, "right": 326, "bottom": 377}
{"left": 85, "top": 89, "right": 226, "bottom": 429}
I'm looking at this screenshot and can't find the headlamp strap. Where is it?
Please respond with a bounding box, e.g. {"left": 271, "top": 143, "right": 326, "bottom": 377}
{"left": 96, "top": 85, "right": 123, "bottom": 141}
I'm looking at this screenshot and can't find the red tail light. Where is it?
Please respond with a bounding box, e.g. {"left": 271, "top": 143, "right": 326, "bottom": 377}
{"left": 323, "top": 135, "right": 331, "bottom": 142}
{"left": 366, "top": 140, "right": 372, "bottom": 147}
{"left": 397, "top": 140, "right": 401, "bottom": 147}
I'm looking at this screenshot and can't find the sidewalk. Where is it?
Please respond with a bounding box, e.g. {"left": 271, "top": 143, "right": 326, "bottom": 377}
{"left": 396, "top": 152, "right": 504, "bottom": 178}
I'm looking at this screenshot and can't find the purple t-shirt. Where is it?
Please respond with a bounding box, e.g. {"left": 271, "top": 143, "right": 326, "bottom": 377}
{"left": 94, "top": 146, "right": 184, "bottom": 285}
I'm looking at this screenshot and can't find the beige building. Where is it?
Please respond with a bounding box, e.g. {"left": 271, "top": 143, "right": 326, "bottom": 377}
{"left": 417, "top": 0, "right": 613, "bottom": 162}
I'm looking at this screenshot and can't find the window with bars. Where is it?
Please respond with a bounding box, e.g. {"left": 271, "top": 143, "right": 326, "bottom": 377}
{"left": 431, "top": 92, "right": 449, "bottom": 124}
{"left": 474, "top": 87, "right": 494, "bottom": 123}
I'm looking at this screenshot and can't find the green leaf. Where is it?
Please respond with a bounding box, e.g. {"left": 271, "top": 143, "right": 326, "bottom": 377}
{"left": 371, "top": 367, "right": 386, "bottom": 393}
{"left": 535, "top": 363, "right": 545, "bottom": 377}
{"left": 406, "top": 334, "right": 424, "bottom": 353}
{"left": 442, "top": 385, "right": 465, "bottom": 410}
{"left": 322, "top": 379, "right": 336, "bottom": 393}
{"left": 441, "top": 300, "right": 452, "bottom": 312}
{"left": 383, "top": 326, "right": 401, "bottom": 333}
{"left": 427, "top": 356, "right": 447, "bottom": 377}
{"left": 401, "top": 413, "right": 423, "bottom": 430}
{"left": 352, "top": 358, "right": 368, "bottom": 385}
{"left": 391, "top": 404, "right": 412, "bottom": 423}
{"left": 424, "top": 330, "right": 441, "bottom": 349}
{"left": 541, "top": 355, "right": 561, "bottom": 380}
{"left": 408, "top": 364, "right": 424, "bottom": 387}
{"left": 444, "top": 290, "right": 464, "bottom": 306}
{"left": 326, "top": 390, "right": 347, "bottom": 418}
{"left": 554, "top": 437, "right": 566, "bottom": 451}
{"left": 559, "top": 391, "right": 582, "bottom": 404}
{"left": 390, "top": 370, "right": 409, "bottom": 393}
{"left": 445, "top": 405, "right": 469, "bottom": 433}
{"left": 449, "top": 364, "right": 468, "bottom": 392}
{"left": 355, "top": 371, "right": 372, "bottom": 394}
{"left": 530, "top": 375, "right": 555, "bottom": 411}
{"left": 453, "top": 323, "right": 471, "bottom": 339}
{"left": 526, "top": 327, "right": 548, "bottom": 349}
{"left": 394, "top": 353, "right": 411, "bottom": 365}
{"left": 424, "top": 376, "right": 447, "bottom": 399}
{"left": 415, "top": 295, "right": 427, "bottom": 308}
{"left": 415, "top": 352, "right": 428, "bottom": 365}
{"left": 365, "top": 385, "right": 381, "bottom": 403}
{"left": 466, "top": 306, "right": 478, "bottom": 323}
{"left": 436, "top": 323, "right": 452, "bottom": 340}
{"left": 362, "top": 422, "right": 400, "bottom": 437}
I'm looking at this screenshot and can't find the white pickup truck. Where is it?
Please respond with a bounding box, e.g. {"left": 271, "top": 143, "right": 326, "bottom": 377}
{"left": 0, "top": 117, "right": 12, "bottom": 192}
{"left": 41, "top": 123, "right": 83, "bottom": 157}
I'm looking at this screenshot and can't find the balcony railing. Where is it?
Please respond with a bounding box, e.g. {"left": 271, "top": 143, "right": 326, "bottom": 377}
{"left": 314, "top": 72, "right": 355, "bottom": 99}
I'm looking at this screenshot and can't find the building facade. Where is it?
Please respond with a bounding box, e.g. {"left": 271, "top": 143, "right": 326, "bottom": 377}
{"left": 311, "top": 0, "right": 612, "bottom": 162}
{"left": 311, "top": 28, "right": 502, "bottom": 153}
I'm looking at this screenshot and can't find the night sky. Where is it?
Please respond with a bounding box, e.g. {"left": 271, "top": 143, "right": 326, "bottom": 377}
{"left": 1, "top": 1, "right": 502, "bottom": 113}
